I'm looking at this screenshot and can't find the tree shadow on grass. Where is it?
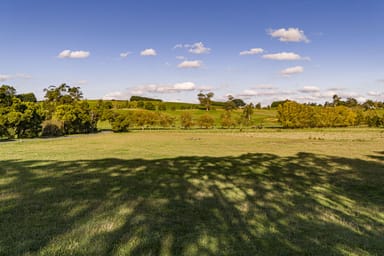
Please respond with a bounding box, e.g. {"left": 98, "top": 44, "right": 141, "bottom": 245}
{"left": 0, "top": 152, "right": 383, "bottom": 255}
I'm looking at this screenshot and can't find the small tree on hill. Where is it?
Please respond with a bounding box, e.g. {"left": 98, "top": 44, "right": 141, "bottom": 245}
{"left": 198, "top": 92, "right": 214, "bottom": 111}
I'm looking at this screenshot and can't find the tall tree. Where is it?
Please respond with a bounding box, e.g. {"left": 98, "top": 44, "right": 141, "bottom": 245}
{"left": 197, "top": 92, "right": 214, "bottom": 111}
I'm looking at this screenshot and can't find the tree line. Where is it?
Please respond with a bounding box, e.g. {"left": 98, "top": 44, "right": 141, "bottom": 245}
{"left": 1, "top": 84, "right": 383, "bottom": 139}
{"left": 277, "top": 100, "right": 383, "bottom": 128}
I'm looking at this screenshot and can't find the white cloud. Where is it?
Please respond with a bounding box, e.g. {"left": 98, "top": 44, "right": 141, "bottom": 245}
{"left": 239, "top": 48, "right": 264, "bottom": 55}
{"left": 238, "top": 88, "right": 292, "bottom": 97}
{"left": 174, "top": 42, "right": 211, "bottom": 54}
{"left": 15, "top": 73, "right": 32, "bottom": 79}
{"left": 178, "top": 60, "right": 202, "bottom": 68}
{"left": 368, "top": 91, "right": 382, "bottom": 96}
{"left": 298, "top": 86, "right": 320, "bottom": 93}
{"left": 262, "top": 52, "right": 306, "bottom": 60}
{"left": 103, "top": 91, "right": 124, "bottom": 100}
{"left": 0, "top": 74, "right": 11, "bottom": 82}
{"left": 120, "top": 52, "right": 131, "bottom": 58}
{"left": 176, "top": 56, "right": 185, "bottom": 60}
{"left": 0, "top": 73, "right": 33, "bottom": 82}
{"left": 254, "top": 84, "right": 276, "bottom": 89}
{"left": 74, "top": 80, "right": 88, "bottom": 85}
{"left": 58, "top": 49, "right": 90, "bottom": 59}
{"left": 132, "top": 82, "right": 197, "bottom": 94}
{"left": 103, "top": 82, "right": 212, "bottom": 100}
{"left": 281, "top": 66, "right": 304, "bottom": 76}
{"left": 188, "top": 42, "right": 210, "bottom": 54}
{"left": 268, "top": 27, "right": 309, "bottom": 43}
{"left": 140, "top": 48, "right": 157, "bottom": 56}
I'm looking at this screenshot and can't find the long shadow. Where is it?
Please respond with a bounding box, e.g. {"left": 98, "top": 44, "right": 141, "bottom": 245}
{"left": 0, "top": 152, "right": 383, "bottom": 255}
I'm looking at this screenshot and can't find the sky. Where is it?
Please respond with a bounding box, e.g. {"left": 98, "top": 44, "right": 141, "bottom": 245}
{"left": 1, "top": 0, "right": 384, "bottom": 105}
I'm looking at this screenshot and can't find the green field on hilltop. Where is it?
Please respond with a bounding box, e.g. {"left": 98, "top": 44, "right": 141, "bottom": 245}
{"left": 1, "top": 129, "right": 384, "bottom": 255}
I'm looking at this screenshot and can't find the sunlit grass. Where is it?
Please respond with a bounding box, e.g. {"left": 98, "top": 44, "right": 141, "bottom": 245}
{"left": 0, "top": 128, "right": 383, "bottom": 255}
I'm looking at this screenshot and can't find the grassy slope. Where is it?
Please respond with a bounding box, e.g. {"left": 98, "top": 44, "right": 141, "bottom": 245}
{"left": 98, "top": 109, "right": 279, "bottom": 130}
{"left": 1, "top": 129, "right": 383, "bottom": 255}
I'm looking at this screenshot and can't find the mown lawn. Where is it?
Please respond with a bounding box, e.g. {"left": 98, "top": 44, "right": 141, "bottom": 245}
{"left": 1, "top": 129, "right": 383, "bottom": 255}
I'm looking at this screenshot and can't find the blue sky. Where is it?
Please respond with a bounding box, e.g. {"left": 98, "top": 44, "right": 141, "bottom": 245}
{"left": 1, "top": 0, "right": 383, "bottom": 105}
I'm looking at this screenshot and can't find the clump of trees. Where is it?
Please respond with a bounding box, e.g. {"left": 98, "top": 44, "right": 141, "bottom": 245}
{"left": 42, "top": 84, "right": 99, "bottom": 136}
{"left": 0, "top": 85, "right": 44, "bottom": 138}
{"left": 277, "top": 100, "right": 383, "bottom": 128}
{"left": 108, "top": 110, "right": 175, "bottom": 132}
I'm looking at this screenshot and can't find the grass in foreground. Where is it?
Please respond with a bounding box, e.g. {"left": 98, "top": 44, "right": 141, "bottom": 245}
{"left": 0, "top": 129, "right": 383, "bottom": 255}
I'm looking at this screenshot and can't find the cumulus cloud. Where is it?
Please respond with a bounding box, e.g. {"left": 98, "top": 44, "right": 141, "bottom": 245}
{"left": 174, "top": 42, "right": 210, "bottom": 54}
{"left": 103, "top": 91, "right": 125, "bottom": 100}
{"left": 188, "top": 42, "right": 210, "bottom": 54}
{"left": 298, "top": 86, "right": 320, "bottom": 93}
{"left": 132, "top": 82, "right": 198, "bottom": 94}
{"left": 239, "top": 48, "right": 264, "bottom": 55}
{"left": 0, "top": 74, "right": 11, "bottom": 82}
{"left": 178, "top": 60, "right": 202, "bottom": 68}
{"left": 268, "top": 27, "right": 309, "bottom": 43}
{"left": 262, "top": 52, "right": 306, "bottom": 60}
{"left": 120, "top": 52, "right": 131, "bottom": 58}
{"left": 103, "top": 82, "right": 212, "bottom": 100}
{"left": 281, "top": 66, "right": 304, "bottom": 76}
{"left": 58, "top": 49, "right": 90, "bottom": 59}
{"left": 140, "top": 48, "right": 157, "bottom": 56}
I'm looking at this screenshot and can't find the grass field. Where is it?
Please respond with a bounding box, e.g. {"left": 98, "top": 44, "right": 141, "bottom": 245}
{"left": 1, "top": 128, "right": 384, "bottom": 255}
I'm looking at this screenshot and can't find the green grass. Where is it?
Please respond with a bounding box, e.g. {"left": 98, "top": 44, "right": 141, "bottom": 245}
{"left": 99, "top": 108, "right": 279, "bottom": 130}
{"left": 1, "top": 129, "right": 383, "bottom": 255}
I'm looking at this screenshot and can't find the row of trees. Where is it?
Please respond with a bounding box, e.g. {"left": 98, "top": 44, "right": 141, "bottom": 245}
{"left": 108, "top": 102, "right": 257, "bottom": 131}
{"left": 1, "top": 84, "right": 383, "bottom": 138}
{"left": 277, "top": 101, "right": 383, "bottom": 128}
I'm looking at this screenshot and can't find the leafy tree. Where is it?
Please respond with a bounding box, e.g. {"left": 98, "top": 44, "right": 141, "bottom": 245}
{"left": 130, "top": 95, "right": 162, "bottom": 102}
{"left": 16, "top": 92, "right": 37, "bottom": 102}
{"left": 232, "top": 98, "right": 246, "bottom": 108}
{"left": 157, "top": 113, "right": 175, "bottom": 127}
{"left": 109, "top": 112, "right": 132, "bottom": 132}
{"left": 224, "top": 95, "right": 237, "bottom": 111}
{"left": 41, "top": 120, "right": 64, "bottom": 137}
{"left": 198, "top": 92, "right": 214, "bottom": 111}
{"left": 44, "top": 83, "right": 82, "bottom": 104}
{"left": 158, "top": 103, "right": 167, "bottom": 111}
{"left": 365, "top": 110, "right": 383, "bottom": 127}
{"left": 180, "top": 112, "right": 193, "bottom": 129}
{"left": 198, "top": 114, "right": 215, "bottom": 128}
{"left": 242, "top": 103, "right": 254, "bottom": 121}
{"left": 271, "top": 100, "right": 288, "bottom": 108}
{"left": 0, "top": 85, "right": 16, "bottom": 107}
{"left": 332, "top": 94, "right": 342, "bottom": 106}
{"left": 53, "top": 101, "right": 97, "bottom": 134}
{"left": 220, "top": 111, "right": 236, "bottom": 128}
{"left": 345, "top": 97, "right": 358, "bottom": 108}
{"left": 144, "top": 101, "right": 156, "bottom": 110}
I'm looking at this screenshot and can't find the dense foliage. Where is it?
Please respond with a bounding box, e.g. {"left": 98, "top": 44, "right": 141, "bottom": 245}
{"left": 277, "top": 101, "right": 383, "bottom": 128}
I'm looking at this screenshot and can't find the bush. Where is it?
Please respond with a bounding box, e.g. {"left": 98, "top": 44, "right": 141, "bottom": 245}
{"left": 198, "top": 114, "right": 215, "bottom": 128}
{"left": 41, "top": 120, "right": 64, "bottom": 137}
